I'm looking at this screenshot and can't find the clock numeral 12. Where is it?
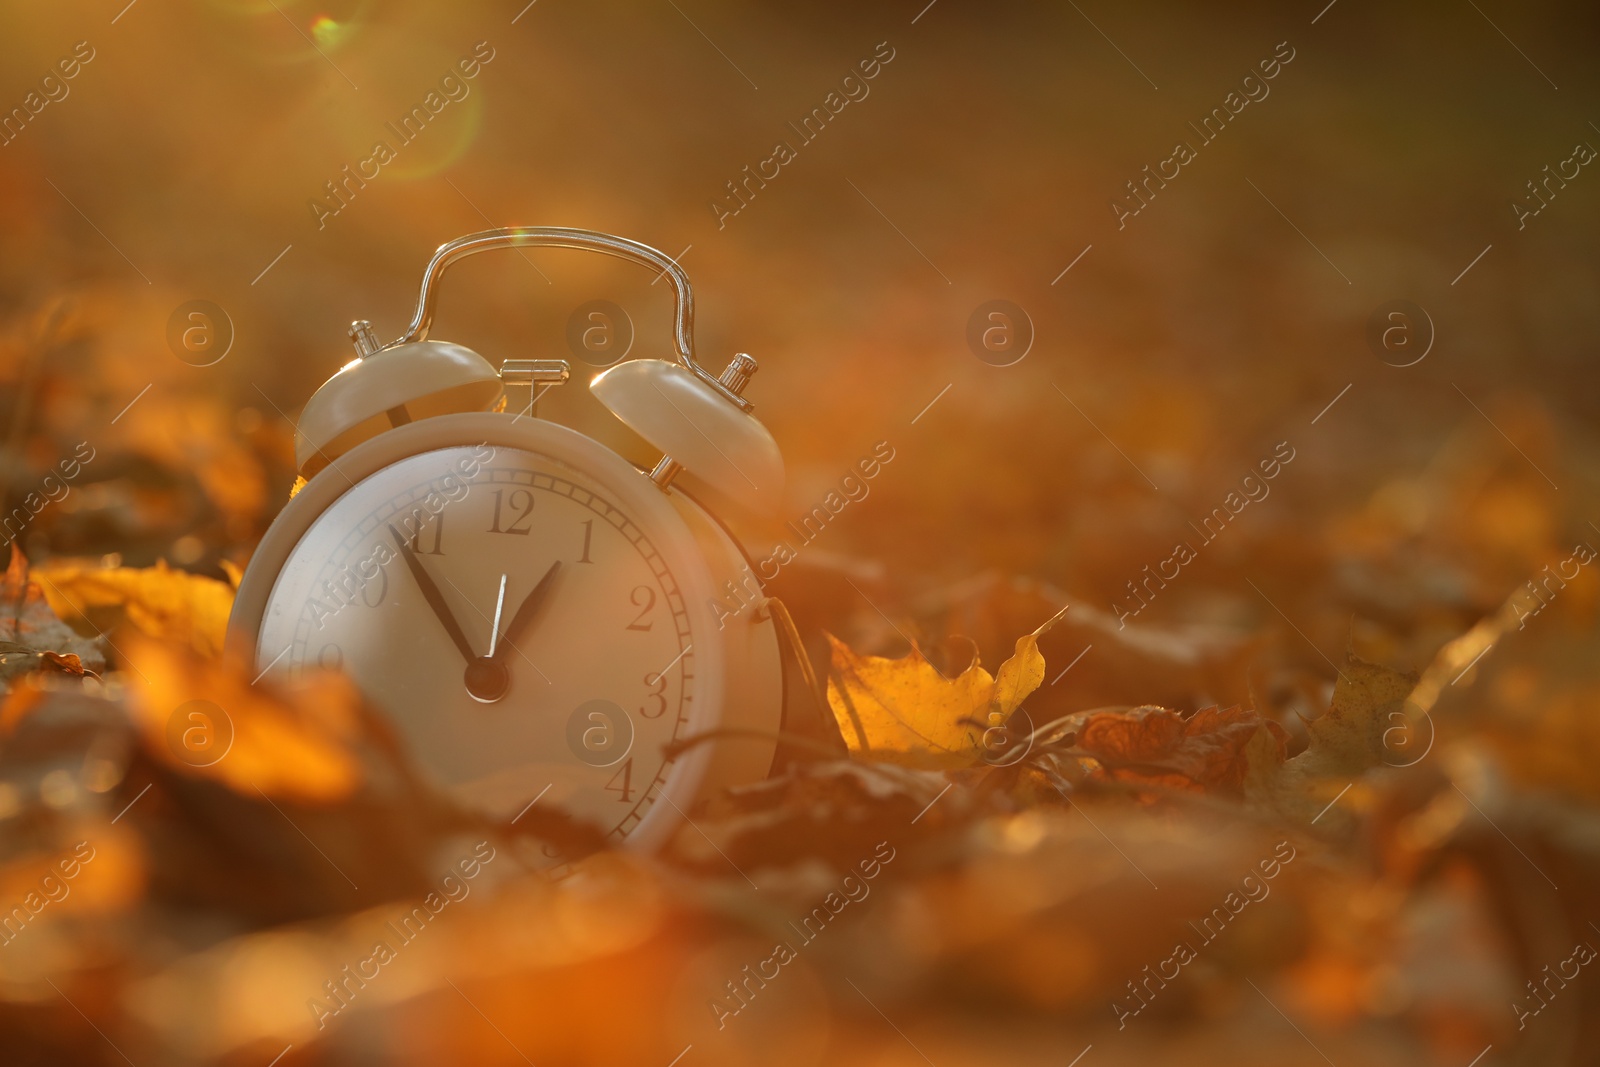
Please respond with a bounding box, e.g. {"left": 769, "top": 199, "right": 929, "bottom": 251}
{"left": 604, "top": 758, "right": 634, "bottom": 803}
{"left": 488, "top": 489, "right": 535, "bottom": 535}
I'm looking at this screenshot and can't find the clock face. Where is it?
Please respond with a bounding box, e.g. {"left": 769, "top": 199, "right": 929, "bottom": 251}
{"left": 253, "top": 441, "right": 701, "bottom": 851}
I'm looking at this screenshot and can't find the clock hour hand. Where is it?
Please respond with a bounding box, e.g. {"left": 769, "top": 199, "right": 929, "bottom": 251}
{"left": 491, "top": 560, "right": 562, "bottom": 664}
{"left": 387, "top": 522, "right": 477, "bottom": 665}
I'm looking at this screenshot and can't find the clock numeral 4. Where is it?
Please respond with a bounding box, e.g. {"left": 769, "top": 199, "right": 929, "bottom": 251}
{"left": 487, "top": 488, "right": 535, "bottom": 535}
{"left": 604, "top": 758, "right": 634, "bottom": 803}
{"left": 626, "top": 585, "right": 656, "bottom": 631}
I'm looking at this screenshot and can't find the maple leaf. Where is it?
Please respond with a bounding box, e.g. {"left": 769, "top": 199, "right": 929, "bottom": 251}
{"left": 0, "top": 546, "right": 105, "bottom": 690}
{"left": 33, "top": 558, "right": 235, "bottom": 659}
{"left": 826, "top": 606, "right": 1068, "bottom": 768}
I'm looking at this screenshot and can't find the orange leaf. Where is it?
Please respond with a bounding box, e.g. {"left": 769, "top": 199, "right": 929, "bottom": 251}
{"left": 33, "top": 558, "right": 235, "bottom": 659}
{"left": 127, "top": 638, "right": 362, "bottom": 803}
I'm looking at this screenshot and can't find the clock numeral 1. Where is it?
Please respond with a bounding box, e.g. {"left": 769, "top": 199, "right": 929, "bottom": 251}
{"left": 406, "top": 509, "right": 445, "bottom": 555}
{"left": 488, "top": 489, "right": 534, "bottom": 535}
{"left": 577, "top": 519, "right": 594, "bottom": 563}
{"left": 604, "top": 758, "right": 634, "bottom": 803}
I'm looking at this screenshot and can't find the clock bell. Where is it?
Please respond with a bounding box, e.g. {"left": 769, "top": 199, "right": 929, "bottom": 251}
{"left": 289, "top": 227, "right": 784, "bottom": 511}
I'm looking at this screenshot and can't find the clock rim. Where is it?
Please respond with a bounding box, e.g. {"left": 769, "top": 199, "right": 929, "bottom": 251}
{"left": 226, "top": 410, "right": 729, "bottom": 853}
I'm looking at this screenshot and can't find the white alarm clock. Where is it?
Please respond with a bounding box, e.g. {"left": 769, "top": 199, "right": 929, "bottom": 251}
{"left": 228, "top": 228, "right": 785, "bottom": 860}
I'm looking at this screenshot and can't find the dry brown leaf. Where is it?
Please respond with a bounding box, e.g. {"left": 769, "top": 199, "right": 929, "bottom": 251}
{"left": 1075, "top": 704, "right": 1289, "bottom": 794}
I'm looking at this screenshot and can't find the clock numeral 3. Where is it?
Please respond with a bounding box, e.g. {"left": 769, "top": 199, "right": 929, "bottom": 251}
{"left": 640, "top": 671, "right": 667, "bottom": 718}
{"left": 604, "top": 758, "right": 634, "bottom": 803}
{"left": 488, "top": 489, "right": 535, "bottom": 535}
{"left": 626, "top": 585, "right": 656, "bottom": 631}
{"left": 406, "top": 510, "right": 445, "bottom": 555}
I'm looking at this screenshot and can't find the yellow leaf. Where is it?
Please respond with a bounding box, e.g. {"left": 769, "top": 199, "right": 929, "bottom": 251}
{"left": 826, "top": 606, "right": 1069, "bottom": 769}
{"left": 33, "top": 559, "right": 235, "bottom": 659}
{"left": 991, "top": 605, "right": 1071, "bottom": 719}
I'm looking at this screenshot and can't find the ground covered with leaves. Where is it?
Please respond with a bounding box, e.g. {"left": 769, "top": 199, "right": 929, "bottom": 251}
{"left": 2, "top": 478, "right": 1598, "bottom": 1067}
{"left": 5, "top": 1, "right": 1600, "bottom": 1064}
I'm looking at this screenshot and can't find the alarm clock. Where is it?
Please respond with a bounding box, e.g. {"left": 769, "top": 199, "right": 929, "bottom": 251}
{"left": 227, "top": 228, "right": 786, "bottom": 860}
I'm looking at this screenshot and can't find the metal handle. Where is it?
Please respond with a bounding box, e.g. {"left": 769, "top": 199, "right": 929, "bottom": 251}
{"left": 385, "top": 227, "right": 749, "bottom": 410}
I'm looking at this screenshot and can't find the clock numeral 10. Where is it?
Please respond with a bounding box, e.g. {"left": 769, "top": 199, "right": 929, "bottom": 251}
{"left": 605, "top": 758, "right": 634, "bottom": 803}
{"left": 487, "top": 489, "right": 535, "bottom": 535}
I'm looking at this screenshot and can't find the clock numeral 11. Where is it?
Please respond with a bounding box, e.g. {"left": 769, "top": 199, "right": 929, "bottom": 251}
{"left": 406, "top": 510, "right": 444, "bottom": 555}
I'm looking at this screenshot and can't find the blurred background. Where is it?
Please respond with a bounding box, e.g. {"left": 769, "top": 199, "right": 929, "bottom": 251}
{"left": 3, "top": 1, "right": 1600, "bottom": 1064}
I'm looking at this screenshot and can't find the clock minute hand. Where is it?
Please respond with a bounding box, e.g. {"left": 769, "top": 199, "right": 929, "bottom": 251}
{"left": 387, "top": 523, "right": 477, "bottom": 665}
{"left": 491, "top": 560, "right": 562, "bottom": 663}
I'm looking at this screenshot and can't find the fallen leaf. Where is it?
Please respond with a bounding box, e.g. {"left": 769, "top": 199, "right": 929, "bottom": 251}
{"left": 33, "top": 558, "right": 235, "bottom": 659}
{"left": 1293, "top": 656, "right": 1420, "bottom": 779}
{"left": 1074, "top": 704, "right": 1289, "bottom": 794}
{"left": 826, "top": 606, "right": 1069, "bottom": 768}
{"left": 0, "top": 546, "right": 105, "bottom": 691}
{"left": 1246, "top": 654, "right": 1421, "bottom": 821}
{"left": 127, "top": 637, "right": 361, "bottom": 803}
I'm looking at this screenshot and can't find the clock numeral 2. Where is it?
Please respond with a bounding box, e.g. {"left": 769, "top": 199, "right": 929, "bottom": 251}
{"left": 626, "top": 585, "right": 656, "bottom": 631}
{"left": 488, "top": 489, "right": 534, "bottom": 535}
{"left": 406, "top": 510, "right": 445, "bottom": 555}
{"left": 604, "top": 758, "right": 634, "bottom": 803}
